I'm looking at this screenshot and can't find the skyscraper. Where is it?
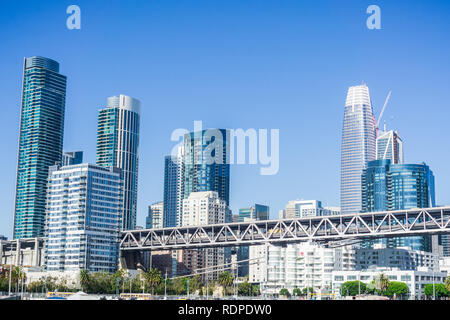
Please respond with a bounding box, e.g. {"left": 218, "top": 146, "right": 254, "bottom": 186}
{"left": 163, "top": 146, "right": 184, "bottom": 227}
{"left": 62, "top": 151, "right": 83, "bottom": 166}
{"left": 183, "top": 129, "right": 230, "bottom": 205}
{"left": 361, "top": 159, "right": 436, "bottom": 251}
{"left": 340, "top": 84, "right": 376, "bottom": 215}
{"left": 13, "top": 56, "right": 67, "bottom": 239}
{"left": 376, "top": 130, "right": 403, "bottom": 164}
{"left": 146, "top": 201, "right": 164, "bottom": 229}
{"left": 96, "top": 95, "right": 140, "bottom": 230}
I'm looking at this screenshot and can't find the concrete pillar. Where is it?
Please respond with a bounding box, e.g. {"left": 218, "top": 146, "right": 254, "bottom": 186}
{"left": 0, "top": 240, "right": 3, "bottom": 264}
{"left": 16, "top": 239, "right": 21, "bottom": 266}
{"left": 34, "top": 238, "right": 39, "bottom": 266}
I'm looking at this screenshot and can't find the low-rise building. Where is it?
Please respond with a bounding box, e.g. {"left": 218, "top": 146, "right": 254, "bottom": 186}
{"left": 332, "top": 267, "right": 447, "bottom": 300}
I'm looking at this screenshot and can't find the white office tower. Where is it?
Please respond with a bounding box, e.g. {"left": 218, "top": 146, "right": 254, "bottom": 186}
{"left": 44, "top": 164, "right": 123, "bottom": 273}
{"left": 182, "top": 191, "right": 227, "bottom": 281}
{"left": 376, "top": 130, "right": 404, "bottom": 164}
{"left": 341, "top": 84, "right": 376, "bottom": 215}
{"left": 281, "top": 200, "right": 340, "bottom": 219}
{"left": 146, "top": 201, "right": 164, "bottom": 229}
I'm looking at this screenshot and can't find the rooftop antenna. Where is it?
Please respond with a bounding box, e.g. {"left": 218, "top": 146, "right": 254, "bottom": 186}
{"left": 377, "top": 90, "right": 392, "bottom": 129}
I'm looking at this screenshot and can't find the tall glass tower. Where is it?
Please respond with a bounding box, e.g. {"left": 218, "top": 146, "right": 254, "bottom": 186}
{"left": 13, "top": 56, "right": 67, "bottom": 239}
{"left": 183, "top": 129, "right": 230, "bottom": 205}
{"left": 340, "top": 84, "right": 376, "bottom": 215}
{"left": 361, "top": 159, "right": 435, "bottom": 251}
{"left": 163, "top": 146, "right": 184, "bottom": 227}
{"left": 96, "top": 95, "right": 140, "bottom": 230}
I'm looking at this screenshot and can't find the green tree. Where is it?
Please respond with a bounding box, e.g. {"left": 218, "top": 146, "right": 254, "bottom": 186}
{"left": 374, "top": 273, "right": 390, "bottom": 295}
{"left": 218, "top": 271, "right": 234, "bottom": 296}
{"left": 238, "top": 281, "right": 252, "bottom": 296}
{"left": 445, "top": 277, "right": 450, "bottom": 292}
{"left": 385, "top": 281, "right": 409, "bottom": 299}
{"left": 79, "top": 269, "right": 90, "bottom": 292}
{"left": 301, "top": 287, "right": 315, "bottom": 296}
{"left": 279, "top": 288, "right": 291, "bottom": 297}
{"left": 145, "top": 268, "right": 163, "bottom": 295}
{"left": 292, "top": 288, "right": 302, "bottom": 297}
{"left": 188, "top": 275, "right": 203, "bottom": 294}
{"left": 424, "top": 283, "right": 448, "bottom": 299}
{"left": 340, "top": 281, "right": 366, "bottom": 297}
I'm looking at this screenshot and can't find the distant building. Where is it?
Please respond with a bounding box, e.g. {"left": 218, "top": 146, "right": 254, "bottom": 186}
{"left": 237, "top": 204, "right": 269, "bottom": 277}
{"left": 376, "top": 130, "right": 404, "bottom": 164}
{"left": 44, "top": 163, "right": 123, "bottom": 273}
{"left": 280, "top": 200, "right": 340, "bottom": 219}
{"left": 181, "top": 191, "right": 228, "bottom": 281}
{"left": 163, "top": 146, "right": 184, "bottom": 227}
{"left": 332, "top": 268, "right": 447, "bottom": 300}
{"left": 0, "top": 238, "right": 44, "bottom": 266}
{"left": 361, "top": 159, "right": 435, "bottom": 251}
{"left": 0, "top": 235, "right": 6, "bottom": 241}
{"left": 146, "top": 201, "right": 164, "bottom": 229}
{"left": 62, "top": 151, "right": 83, "bottom": 166}
{"left": 96, "top": 94, "right": 140, "bottom": 230}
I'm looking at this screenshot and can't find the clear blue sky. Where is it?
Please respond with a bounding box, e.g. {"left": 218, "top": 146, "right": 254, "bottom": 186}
{"left": 1, "top": 0, "right": 449, "bottom": 238}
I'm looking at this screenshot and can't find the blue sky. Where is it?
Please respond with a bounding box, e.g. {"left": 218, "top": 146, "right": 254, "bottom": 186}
{"left": 1, "top": 0, "right": 449, "bottom": 238}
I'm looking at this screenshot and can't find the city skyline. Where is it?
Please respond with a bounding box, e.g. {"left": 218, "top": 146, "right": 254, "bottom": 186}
{"left": 1, "top": 1, "right": 450, "bottom": 238}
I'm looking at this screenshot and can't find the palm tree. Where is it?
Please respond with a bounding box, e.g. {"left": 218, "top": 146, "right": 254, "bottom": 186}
{"left": 146, "top": 268, "right": 163, "bottom": 295}
{"left": 79, "top": 269, "right": 90, "bottom": 292}
{"left": 218, "top": 271, "right": 234, "bottom": 296}
{"left": 374, "top": 273, "right": 390, "bottom": 295}
{"left": 445, "top": 276, "right": 450, "bottom": 292}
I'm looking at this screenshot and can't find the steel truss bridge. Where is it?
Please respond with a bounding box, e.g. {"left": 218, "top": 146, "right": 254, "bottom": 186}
{"left": 121, "top": 207, "right": 450, "bottom": 253}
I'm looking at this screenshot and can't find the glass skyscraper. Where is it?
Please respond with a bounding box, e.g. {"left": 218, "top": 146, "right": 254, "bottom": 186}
{"left": 361, "top": 159, "right": 436, "bottom": 251}
{"left": 96, "top": 95, "right": 140, "bottom": 230}
{"left": 163, "top": 146, "right": 184, "bottom": 228}
{"left": 376, "top": 130, "right": 403, "bottom": 164}
{"left": 183, "top": 129, "right": 230, "bottom": 205}
{"left": 13, "top": 56, "right": 67, "bottom": 239}
{"left": 340, "top": 84, "right": 376, "bottom": 215}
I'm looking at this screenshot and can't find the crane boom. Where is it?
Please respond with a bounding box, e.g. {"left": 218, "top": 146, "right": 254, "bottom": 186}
{"left": 377, "top": 91, "right": 391, "bottom": 128}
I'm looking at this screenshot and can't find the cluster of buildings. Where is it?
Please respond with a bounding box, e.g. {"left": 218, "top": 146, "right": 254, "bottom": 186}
{"left": 0, "top": 57, "right": 449, "bottom": 299}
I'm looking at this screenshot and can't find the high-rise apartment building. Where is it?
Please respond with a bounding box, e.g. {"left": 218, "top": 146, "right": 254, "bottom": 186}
{"left": 163, "top": 146, "right": 184, "bottom": 227}
{"left": 183, "top": 129, "right": 230, "bottom": 205}
{"left": 181, "top": 191, "right": 227, "bottom": 281}
{"left": 341, "top": 84, "right": 376, "bottom": 215}
{"left": 14, "top": 56, "right": 67, "bottom": 239}
{"left": 44, "top": 163, "right": 123, "bottom": 273}
{"left": 376, "top": 130, "right": 403, "bottom": 164}
{"left": 361, "top": 159, "right": 436, "bottom": 251}
{"left": 237, "top": 204, "right": 269, "bottom": 277}
{"left": 146, "top": 201, "right": 164, "bottom": 229}
{"left": 96, "top": 95, "right": 140, "bottom": 230}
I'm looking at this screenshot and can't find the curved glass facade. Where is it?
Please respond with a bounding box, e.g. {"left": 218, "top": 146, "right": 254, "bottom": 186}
{"left": 362, "top": 159, "right": 436, "bottom": 251}
{"left": 14, "top": 56, "right": 67, "bottom": 239}
{"left": 340, "top": 84, "right": 376, "bottom": 215}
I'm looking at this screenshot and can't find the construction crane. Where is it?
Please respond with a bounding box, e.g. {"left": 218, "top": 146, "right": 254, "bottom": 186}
{"left": 376, "top": 90, "right": 392, "bottom": 129}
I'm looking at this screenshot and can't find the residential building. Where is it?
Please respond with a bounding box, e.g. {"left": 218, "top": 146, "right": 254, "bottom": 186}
{"left": 361, "top": 159, "right": 436, "bottom": 251}
{"left": 14, "top": 56, "right": 67, "bottom": 239}
{"left": 163, "top": 146, "right": 184, "bottom": 227}
{"left": 62, "top": 151, "right": 83, "bottom": 166}
{"left": 44, "top": 163, "right": 123, "bottom": 273}
{"left": 376, "top": 129, "right": 404, "bottom": 164}
{"left": 237, "top": 204, "right": 269, "bottom": 277}
{"left": 280, "top": 200, "right": 340, "bottom": 219}
{"left": 181, "top": 191, "right": 228, "bottom": 281}
{"left": 341, "top": 84, "right": 376, "bottom": 215}
{"left": 332, "top": 268, "right": 447, "bottom": 300}
{"left": 96, "top": 94, "right": 140, "bottom": 230}
{"left": 146, "top": 201, "right": 164, "bottom": 229}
